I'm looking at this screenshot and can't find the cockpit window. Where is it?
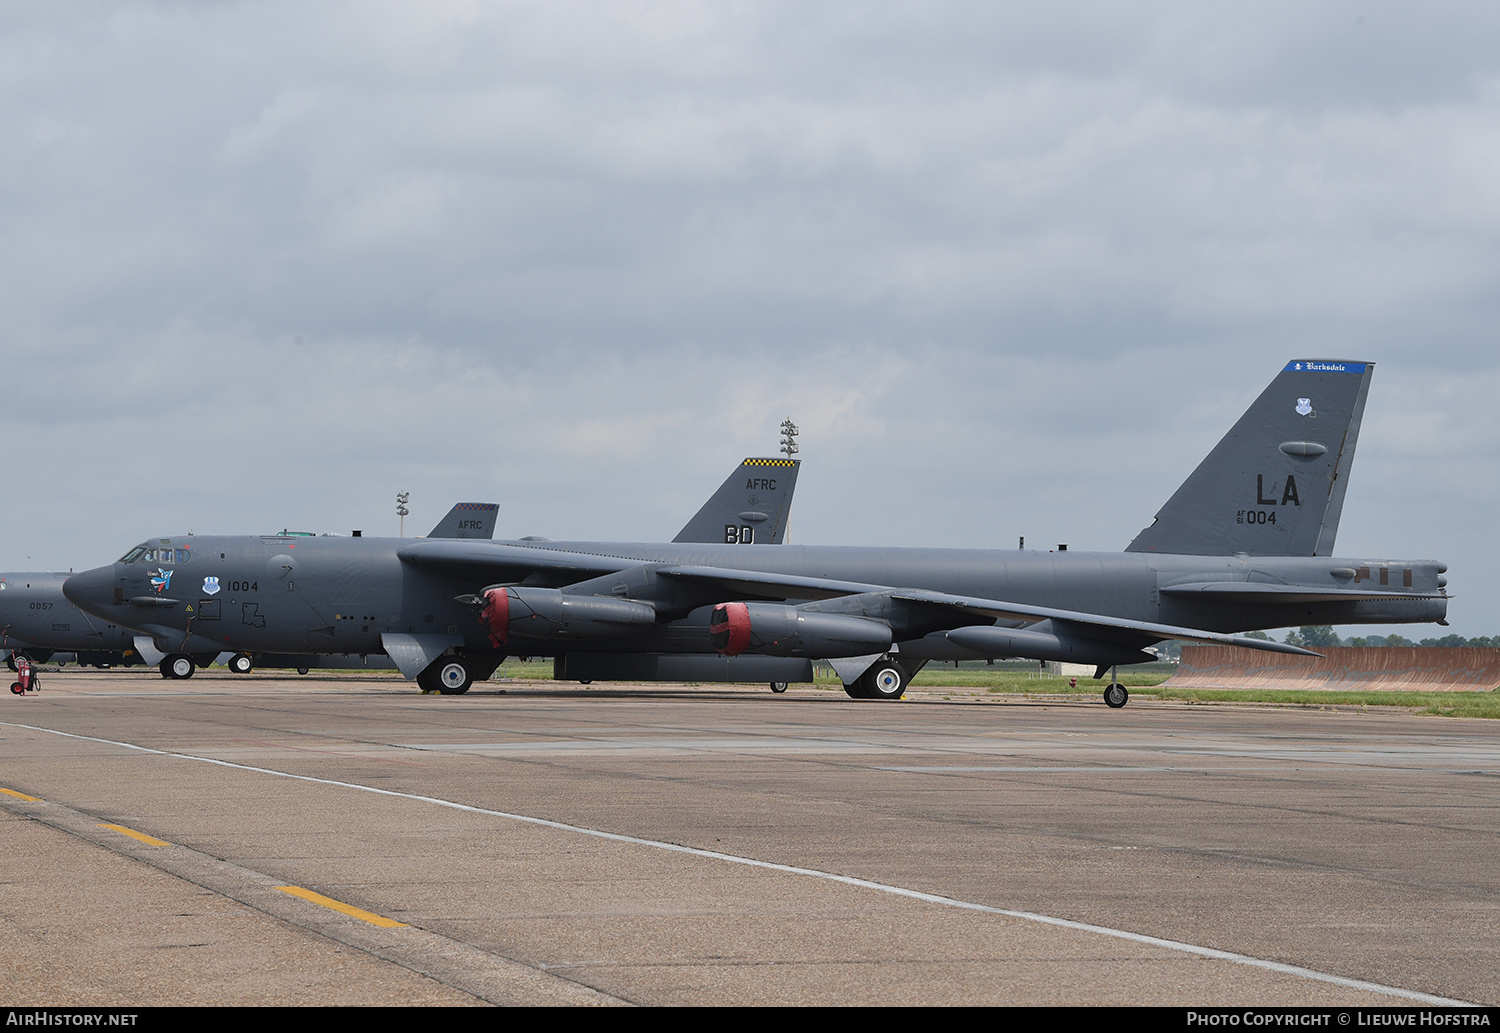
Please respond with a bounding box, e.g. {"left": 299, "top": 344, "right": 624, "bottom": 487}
{"left": 117, "top": 545, "right": 188, "bottom": 564}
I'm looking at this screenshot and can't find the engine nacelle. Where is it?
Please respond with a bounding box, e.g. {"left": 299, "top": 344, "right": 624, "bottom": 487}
{"left": 481, "top": 587, "right": 656, "bottom": 645}
{"left": 710, "top": 602, "right": 892, "bottom": 658}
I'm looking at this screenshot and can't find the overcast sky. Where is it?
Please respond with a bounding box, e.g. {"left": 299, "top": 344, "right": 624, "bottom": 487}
{"left": 2, "top": 2, "right": 1495, "bottom": 638}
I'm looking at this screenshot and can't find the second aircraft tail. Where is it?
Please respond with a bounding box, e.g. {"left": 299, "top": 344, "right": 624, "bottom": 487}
{"left": 674, "top": 458, "right": 801, "bottom": 545}
{"left": 427, "top": 503, "right": 500, "bottom": 539}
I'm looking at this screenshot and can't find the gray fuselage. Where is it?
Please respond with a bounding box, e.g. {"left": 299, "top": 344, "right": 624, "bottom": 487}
{"left": 62, "top": 534, "right": 1448, "bottom": 663}
{"left": 0, "top": 571, "right": 140, "bottom": 664}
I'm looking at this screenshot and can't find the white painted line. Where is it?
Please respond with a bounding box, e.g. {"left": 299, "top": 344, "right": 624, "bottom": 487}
{"left": 2, "top": 719, "right": 1475, "bottom": 1007}
{"left": 878, "top": 765, "right": 1184, "bottom": 773}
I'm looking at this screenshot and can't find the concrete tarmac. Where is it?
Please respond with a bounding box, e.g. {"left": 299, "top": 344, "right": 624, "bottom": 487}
{"left": 0, "top": 670, "right": 1494, "bottom": 1007}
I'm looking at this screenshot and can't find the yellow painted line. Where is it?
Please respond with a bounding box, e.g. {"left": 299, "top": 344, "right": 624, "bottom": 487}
{"left": 98, "top": 823, "right": 170, "bottom": 846}
{"left": 0, "top": 787, "right": 40, "bottom": 801}
{"left": 277, "top": 885, "right": 408, "bottom": 927}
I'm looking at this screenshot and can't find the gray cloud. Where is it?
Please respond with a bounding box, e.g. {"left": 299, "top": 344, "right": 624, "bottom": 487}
{"left": 0, "top": 1, "right": 1494, "bottom": 637}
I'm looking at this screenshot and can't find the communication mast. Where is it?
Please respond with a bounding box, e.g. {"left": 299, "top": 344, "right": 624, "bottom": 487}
{"left": 396, "top": 492, "right": 410, "bottom": 537}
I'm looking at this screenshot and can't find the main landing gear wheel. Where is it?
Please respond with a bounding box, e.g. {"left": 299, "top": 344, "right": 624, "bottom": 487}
{"left": 1103, "top": 682, "right": 1129, "bottom": 708}
{"left": 769, "top": 682, "right": 788, "bottom": 694}
{"left": 853, "top": 661, "right": 909, "bottom": 701}
{"left": 437, "top": 659, "right": 473, "bottom": 695}
{"left": 160, "top": 655, "right": 196, "bottom": 680}
{"left": 228, "top": 653, "right": 253, "bottom": 674}
{"left": 6, "top": 652, "right": 28, "bottom": 673}
{"left": 417, "top": 659, "right": 473, "bottom": 695}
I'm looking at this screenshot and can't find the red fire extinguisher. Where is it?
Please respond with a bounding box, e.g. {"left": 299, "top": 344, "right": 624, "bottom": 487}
{"left": 10, "top": 655, "right": 38, "bottom": 695}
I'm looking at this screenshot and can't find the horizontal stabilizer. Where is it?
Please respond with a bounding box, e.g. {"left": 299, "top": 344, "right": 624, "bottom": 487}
{"left": 674, "top": 458, "right": 800, "bottom": 545}
{"left": 1127, "top": 360, "right": 1373, "bottom": 557}
{"left": 428, "top": 503, "right": 499, "bottom": 540}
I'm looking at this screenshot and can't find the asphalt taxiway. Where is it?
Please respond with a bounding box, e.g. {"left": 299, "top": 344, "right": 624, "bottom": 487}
{"left": 1, "top": 671, "right": 1494, "bottom": 1006}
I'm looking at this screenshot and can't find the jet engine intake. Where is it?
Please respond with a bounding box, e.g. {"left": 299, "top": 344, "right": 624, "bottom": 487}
{"left": 481, "top": 587, "right": 656, "bottom": 645}
{"left": 710, "top": 602, "right": 892, "bottom": 658}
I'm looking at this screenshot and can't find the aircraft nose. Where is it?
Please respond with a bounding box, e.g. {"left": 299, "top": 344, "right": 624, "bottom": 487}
{"left": 64, "top": 564, "right": 116, "bottom": 614}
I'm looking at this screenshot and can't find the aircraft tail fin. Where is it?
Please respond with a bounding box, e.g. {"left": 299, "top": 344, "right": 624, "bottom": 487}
{"left": 427, "top": 503, "right": 500, "bottom": 540}
{"left": 1125, "top": 360, "right": 1373, "bottom": 557}
{"left": 673, "top": 458, "right": 800, "bottom": 545}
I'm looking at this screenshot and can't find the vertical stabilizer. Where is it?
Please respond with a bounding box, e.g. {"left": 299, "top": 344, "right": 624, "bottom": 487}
{"left": 674, "top": 458, "right": 800, "bottom": 545}
{"left": 1126, "top": 360, "right": 1373, "bottom": 556}
{"left": 427, "top": 503, "right": 500, "bottom": 539}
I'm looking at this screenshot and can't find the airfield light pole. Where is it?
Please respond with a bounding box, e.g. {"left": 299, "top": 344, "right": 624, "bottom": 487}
{"left": 396, "top": 492, "right": 410, "bottom": 537}
{"left": 779, "top": 419, "right": 799, "bottom": 543}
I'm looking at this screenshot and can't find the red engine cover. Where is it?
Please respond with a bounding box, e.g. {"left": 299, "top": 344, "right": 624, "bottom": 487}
{"left": 480, "top": 587, "right": 511, "bottom": 647}
{"left": 710, "top": 602, "right": 751, "bottom": 656}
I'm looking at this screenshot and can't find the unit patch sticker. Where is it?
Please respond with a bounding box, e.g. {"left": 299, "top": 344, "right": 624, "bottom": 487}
{"left": 1295, "top": 398, "right": 1313, "bottom": 416}
{"left": 202, "top": 576, "right": 221, "bottom": 596}
{"left": 150, "top": 568, "right": 173, "bottom": 593}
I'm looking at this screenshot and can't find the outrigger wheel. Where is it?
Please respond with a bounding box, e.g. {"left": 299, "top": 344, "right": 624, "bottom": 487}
{"left": 769, "top": 682, "right": 788, "bottom": 694}
{"left": 1104, "top": 682, "right": 1129, "bottom": 708}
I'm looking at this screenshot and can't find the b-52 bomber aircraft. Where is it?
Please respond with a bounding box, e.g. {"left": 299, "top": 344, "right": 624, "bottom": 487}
{"left": 60, "top": 456, "right": 801, "bottom": 681}
{"left": 0, "top": 503, "right": 507, "bottom": 678}
{"left": 0, "top": 573, "right": 142, "bottom": 670}
{"left": 65, "top": 361, "right": 1448, "bottom": 703}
